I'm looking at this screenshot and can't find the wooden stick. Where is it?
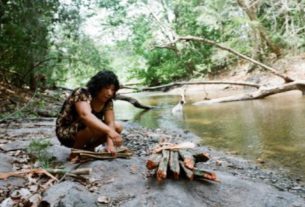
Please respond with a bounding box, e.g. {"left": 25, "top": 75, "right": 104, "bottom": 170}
{"left": 178, "top": 149, "right": 195, "bottom": 169}
{"left": 72, "top": 147, "right": 132, "bottom": 155}
{"left": 78, "top": 152, "right": 132, "bottom": 159}
{"left": 0, "top": 169, "right": 58, "bottom": 181}
{"left": 179, "top": 161, "right": 194, "bottom": 180}
{"left": 72, "top": 148, "right": 133, "bottom": 160}
{"left": 169, "top": 151, "right": 180, "bottom": 179}
{"left": 0, "top": 168, "right": 92, "bottom": 181}
{"left": 46, "top": 168, "right": 91, "bottom": 175}
{"left": 153, "top": 142, "right": 195, "bottom": 153}
{"left": 156, "top": 150, "right": 170, "bottom": 181}
{"left": 146, "top": 153, "right": 162, "bottom": 170}
{"left": 193, "top": 168, "right": 219, "bottom": 182}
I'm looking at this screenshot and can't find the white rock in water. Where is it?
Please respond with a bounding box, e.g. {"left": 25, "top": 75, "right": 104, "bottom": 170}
{"left": 172, "top": 103, "right": 183, "bottom": 113}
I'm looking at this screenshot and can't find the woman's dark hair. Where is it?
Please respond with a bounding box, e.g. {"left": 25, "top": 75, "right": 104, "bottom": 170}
{"left": 86, "top": 70, "right": 120, "bottom": 97}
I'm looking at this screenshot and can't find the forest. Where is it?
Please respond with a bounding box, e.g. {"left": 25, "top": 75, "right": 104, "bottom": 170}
{"left": 1, "top": 0, "right": 305, "bottom": 90}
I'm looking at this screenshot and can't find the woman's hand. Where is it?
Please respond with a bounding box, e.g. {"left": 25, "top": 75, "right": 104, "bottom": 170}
{"left": 107, "top": 129, "right": 122, "bottom": 146}
{"left": 106, "top": 138, "right": 116, "bottom": 156}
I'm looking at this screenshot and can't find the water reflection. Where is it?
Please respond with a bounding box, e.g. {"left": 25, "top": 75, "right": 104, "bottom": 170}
{"left": 114, "top": 91, "right": 305, "bottom": 178}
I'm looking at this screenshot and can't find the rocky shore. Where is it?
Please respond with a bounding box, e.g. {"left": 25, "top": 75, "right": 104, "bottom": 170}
{"left": 0, "top": 118, "right": 304, "bottom": 207}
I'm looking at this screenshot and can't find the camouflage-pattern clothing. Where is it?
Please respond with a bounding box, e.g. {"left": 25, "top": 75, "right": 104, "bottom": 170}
{"left": 55, "top": 88, "right": 113, "bottom": 147}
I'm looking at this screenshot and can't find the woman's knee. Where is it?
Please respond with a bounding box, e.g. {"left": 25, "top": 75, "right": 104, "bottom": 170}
{"left": 115, "top": 121, "right": 123, "bottom": 133}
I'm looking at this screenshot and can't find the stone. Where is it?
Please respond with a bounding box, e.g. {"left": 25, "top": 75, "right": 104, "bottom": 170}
{"left": 41, "top": 181, "right": 98, "bottom": 207}
{"left": 46, "top": 144, "right": 70, "bottom": 163}
{"left": 0, "top": 140, "right": 31, "bottom": 151}
{"left": 0, "top": 153, "right": 13, "bottom": 171}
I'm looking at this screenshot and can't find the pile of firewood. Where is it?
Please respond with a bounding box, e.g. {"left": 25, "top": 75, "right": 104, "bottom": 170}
{"left": 146, "top": 142, "right": 217, "bottom": 182}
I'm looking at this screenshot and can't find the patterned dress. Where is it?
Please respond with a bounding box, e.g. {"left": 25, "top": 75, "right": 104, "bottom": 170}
{"left": 55, "top": 88, "right": 113, "bottom": 148}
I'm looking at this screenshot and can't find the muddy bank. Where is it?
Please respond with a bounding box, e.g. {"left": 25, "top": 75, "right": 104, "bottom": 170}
{"left": 0, "top": 118, "right": 304, "bottom": 207}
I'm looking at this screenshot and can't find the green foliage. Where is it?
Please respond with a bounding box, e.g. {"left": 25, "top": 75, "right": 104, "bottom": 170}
{"left": 134, "top": 50, "right": 182, "bottom": 85}
{"left": 97, "top": 0, "right": 127, "bottom": 26}
{"left": 258, "top": 0, "right": 305, "bottom": 53}
{"left": 0, "top": 0, "right": 107, "bottom": 89}
{"left": 2, "top": 0, "right": 305, "bottom": 88}
{"left": 27, "top": 139, "right": 53, "bottom": 168}
{"left": 0, "top": 0, "right": 59, "bottom": 86}
{"left": 96, "top": 0, "right": 305, "bottom": 86}
{"left": 50, "top": 35, "right": 110, "bottom": 87}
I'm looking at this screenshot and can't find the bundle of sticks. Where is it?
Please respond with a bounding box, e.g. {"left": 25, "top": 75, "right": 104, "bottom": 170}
{"left": 72, "top": 146, "right": 133, "bottom": 160}
{"left": 146, "top": 142, "right": 218, "bottom": 182}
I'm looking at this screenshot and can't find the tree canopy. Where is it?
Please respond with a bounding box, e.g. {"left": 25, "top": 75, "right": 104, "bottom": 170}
{"left": 1, "top": 0, "right": 305, "bottom": 88}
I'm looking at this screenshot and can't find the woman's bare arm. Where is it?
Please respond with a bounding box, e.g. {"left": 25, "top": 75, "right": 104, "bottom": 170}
{"left": 104, "top": 106, "right": 122, "bottom": 146}
{"left": 75, "top": 101, "right": 120, "bottom": 141}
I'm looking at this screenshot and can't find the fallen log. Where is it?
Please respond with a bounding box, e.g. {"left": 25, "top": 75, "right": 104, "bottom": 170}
{"left": 156, "top": 150, "right": 170, "bottom": 181}
{"left": 179, "top": 161, "right": 194, "bottom": 180}
{"left": 193, "top": 168, "right": 219, "bottom": 182}
{"left": 123, "top": 81, "right": 260, "bottom": 92}
{"left": 115, "top": 94, "right": 153, "bottom": 110}
{"left": 178, "top": 149, "right": 195, "bottom": 170}
{"left": 146, "top": 153, "right": 162, "bottom": 170}
{"left": 169, "top": 151, "right": 180, "bottom": 179}
{"left": 52, "top": 86, "right": 153, "bottom": 110}
{"left": 194, "top": 80, "right": 305, "bottom": 105}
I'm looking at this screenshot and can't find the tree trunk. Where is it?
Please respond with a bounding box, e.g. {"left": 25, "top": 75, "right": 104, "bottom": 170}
{"left": 193, "top": 80, "right": 305, "bottom": 105}
{"left": 115, "top": 94, "right": 154, "bottom": 110}
{"left": 122, "top": 80, "right": 260, "bottom": 92}
{"left": 174, "top": 35, "right": 293, "bottom": 83}
{"left": 237, "top": 0, "right": 282, "bottom": 58}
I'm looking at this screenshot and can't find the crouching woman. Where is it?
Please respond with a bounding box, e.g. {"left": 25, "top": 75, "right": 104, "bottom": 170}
{"left": 55, "top": 70, "right": 123, "bottom": 162}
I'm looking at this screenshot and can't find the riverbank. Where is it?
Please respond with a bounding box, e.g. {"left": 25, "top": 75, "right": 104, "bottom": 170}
{"left": 0, "top": 118, "right": 304, "bottom": 206}
{"left": 166, "top": 53, "right": 305, "bottom": 100}
{"left": 1, "top": 55, "right": 305, "bottom": 206}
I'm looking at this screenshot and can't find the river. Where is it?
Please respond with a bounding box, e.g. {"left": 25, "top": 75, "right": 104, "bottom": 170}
{"left": 114, "top": 90, "right": 305, "bottom": 179}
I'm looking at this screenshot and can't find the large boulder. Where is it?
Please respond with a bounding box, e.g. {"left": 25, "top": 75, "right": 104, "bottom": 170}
{"left": 41, "top": 181, "right": 98, "bottom": 207}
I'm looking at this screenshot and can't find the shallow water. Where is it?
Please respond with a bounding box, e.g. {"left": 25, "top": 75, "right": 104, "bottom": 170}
{"left": 114, "top": 91, "right": 305, "bottom": 179}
